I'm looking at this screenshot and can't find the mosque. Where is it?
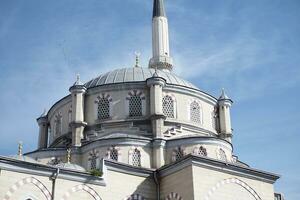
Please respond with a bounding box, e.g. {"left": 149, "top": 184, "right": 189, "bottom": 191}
{"left": 0, "top": 0, "right": 284, "bottom": 200}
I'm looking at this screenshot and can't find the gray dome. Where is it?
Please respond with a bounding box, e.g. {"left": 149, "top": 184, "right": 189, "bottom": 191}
{"left": 56, "top": 162, "right": 86, "bottom": 172}
{"left": 85, "top": 67, "right": 198, "bottom": 90}
{"left": 9, "top": 155, "right": 39, "bottom": 164}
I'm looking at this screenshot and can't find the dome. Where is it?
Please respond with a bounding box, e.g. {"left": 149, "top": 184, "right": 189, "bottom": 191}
{"left": 85, "top": 67, "right": 199, "bottom": 90}
{"left": 56, "top": 162, "right": 86, "bottom": 172}
{"left": 9, "top": 155, "right": 39, "bottom": 164}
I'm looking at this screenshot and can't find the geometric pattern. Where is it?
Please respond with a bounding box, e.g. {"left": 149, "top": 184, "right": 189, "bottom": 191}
{"left": 127, "top": 90, "right": 145, "bottom": 117}
{"left": 165, "top": 192, "right": 183, "bottom": 200}
{"left": 204, "top": 178, "right": 261, "bottom": 200}
{"left": 163, "top": 95, "right": 175, "bottom": 118}
{"left": 60, "top": 184, "right": 102, "bottom": 200}
{"left": 95, "top": 93, "right": 112, "bottom": 120}
{"left": 190, "top": 101, "right": 201, "bottom": 123}
{"left": 3, "top": 177, "right": 51, "bottom": 200}
{"left": 132, "top": 148, "right": 141, "bottom": 167}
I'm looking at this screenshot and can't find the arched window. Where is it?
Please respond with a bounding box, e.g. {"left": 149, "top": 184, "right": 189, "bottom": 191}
{"left": 219, "top": 148, "right": 227, "bottom": 161}
{"left": 190, "top": 101, "right": 201, "bottom": 123}
{"left": 129, "top": 95, "right": 142, "bottom": 117}
{"left": 54, "top": 113, "right": 62, "bottom": 136}
{"left": 197, "top": 146, "right": 207, "bottom": 157}
{"left": 109, "top": 147, "right": 118, "bottom": 161}
{"left": 96, "top": 96, "right": 110, "bottom": 120}
{"left": 89, "top": 150, "right": 99, "bottom": 170}
{"left": 163, "top": 95, "right": 175, "bottom": 118}
{"left": 132, "top": 148, "right": 141, "bottom": 167}
{"left": 174, "top": 147, "right": 184, "bottom": 161}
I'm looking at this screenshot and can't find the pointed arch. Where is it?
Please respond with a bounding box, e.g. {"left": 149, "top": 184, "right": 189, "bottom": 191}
{"left": 60, "top": 184, "right": 102, "bottom": 200}
{"left": 203, "top": 178, "right": 261, "bottom": 200}
{"left": 3, "top": 177, "right": 51, "bottom": 200}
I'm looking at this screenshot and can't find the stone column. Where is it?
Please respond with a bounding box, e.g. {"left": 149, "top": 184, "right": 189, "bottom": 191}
{"left": 147, "top": 74, "right": 166, "bottom": 168}
{"left": 69, "top": 77, "right": 87, "bottom": 147}
{"left": 37, "top": 114, "right": 48, "bottom": 149}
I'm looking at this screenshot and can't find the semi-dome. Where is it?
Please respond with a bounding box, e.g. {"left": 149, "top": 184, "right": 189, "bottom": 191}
{"left": 84, "top": 67, "right": 198, "bottom": 90}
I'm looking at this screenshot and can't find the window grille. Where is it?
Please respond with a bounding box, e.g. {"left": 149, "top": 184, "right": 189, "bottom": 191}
{"left": 175, "top": 148, "right": 184, "bottom": 161}
{"left": 219, "top": 148, "right": 227, "bottom": 161}
{"left": 97, "top": 97, "right": 110, "bottom": 120}
{"left": 129, "top": 96, "right": 142, "bottom": 117}
{"left": 163, "top": 95, "right": 174, "bottom": 118}
{"left": 132, "top": 148, "right": 141, "bottom": 167}
{"left": 89, "top": 152, "right": 98, "bottom": 170}
{"left": 190, "top": 101, "right": 201, "bottom": 123}
{"left": 198, "top": 146, "right": 207, "bottom": 157}
{"left": 110, "top": 148, "right": 118, "bottom": 161}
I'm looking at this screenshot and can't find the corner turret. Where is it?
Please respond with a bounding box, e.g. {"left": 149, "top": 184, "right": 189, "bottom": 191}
{"left": 218, "top": 89, "right": 233, "bottom": 142}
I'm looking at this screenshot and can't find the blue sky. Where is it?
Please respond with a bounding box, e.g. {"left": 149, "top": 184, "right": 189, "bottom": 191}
{"left": 0, "top": 0, "right": 299, "bottom": 199}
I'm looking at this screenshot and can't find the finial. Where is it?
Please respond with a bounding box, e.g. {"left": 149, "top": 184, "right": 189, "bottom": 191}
{"left": 66, "top": 148, "right": 71, "bottom": 163}
{"left": 18, "top": 141, "right": 23, "bottom": 156}
{"left": 40, "top": 108, "right": 47, "bottom": 117}
{"left": 134, "top": 51, "right": 141, "bottom": 68}
{"left": 219, "top": 88, "right": 229, "bottom": 100}
{"left": 73, "top": 74, "right": 83, "bottom": 86}
{"left": 153, "top": 0, "right": 166, "bottom": 18}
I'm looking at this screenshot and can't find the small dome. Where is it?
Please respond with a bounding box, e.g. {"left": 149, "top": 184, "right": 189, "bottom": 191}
{"left": 9, "top": 155, "right": 40, "bottom": 164}
{"left": 85, "top": 67, "right": 199, "bottom": 90}
{"left": 56, "top": 162, "right": 86, "bottom": 172}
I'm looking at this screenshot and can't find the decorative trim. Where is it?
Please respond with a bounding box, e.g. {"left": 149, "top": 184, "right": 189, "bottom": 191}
{"left": 3, "top": 177, "right": 51, "bottom": 200}
{"left": 165, "top": 192, "right": 183, "bottom": 200}
{"left": 204, "top": 178, "right": 261, "bottom": 200}
{"left": 61, "top": 184, "right": 102, "bottom": 200}
{"left": 124, "top": 194, "right": 146, "bottom": 200}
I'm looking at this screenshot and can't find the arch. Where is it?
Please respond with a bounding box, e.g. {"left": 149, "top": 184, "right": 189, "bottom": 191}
{"left": 106, "top": 146, "right": 121, "bottom": 162}
{"left": 60, "top": 184, "right": 102, "bottom": 200}
{"left": 124, "top": 194, "right": 146, "bottom": 200}
{"left": 172, "top": 146, "right": 185, "bottom": 162}
{"left": 3, "top": 177, "right": 51, "bottom": 200}
{"left": 88, "top": 149, "right": 100, "bottom": 170}
{"left": 128, "top": 146, "right": 142, "bottom": 167}
{"left": 126, "top": 90, "right": 146, "bottom": 117}
{"left": 94, "top": 93, "right": 112, "bottom": 120}
{"left": 193, "top": 145, "right": 207, "bottom": 157}
{"left": 165, "top": 192, "right": 183, "bottom": 200}
{"left": 203, "top": 178, "right": 261, "bottom": 200}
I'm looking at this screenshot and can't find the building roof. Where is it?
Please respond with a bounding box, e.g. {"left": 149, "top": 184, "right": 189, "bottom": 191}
{"left": 85, "top": 67, "right": 198, "bottom": 90}
{"left": 56, "top": 162, "right": 86, "bottom": 172}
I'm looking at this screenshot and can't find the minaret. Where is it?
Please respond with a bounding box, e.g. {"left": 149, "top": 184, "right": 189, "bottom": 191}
{"left": 149, "top": 0, "right": 173, "bottom": 71}
{"left": 218, "top": 89, "right": 233, "bottom": 143}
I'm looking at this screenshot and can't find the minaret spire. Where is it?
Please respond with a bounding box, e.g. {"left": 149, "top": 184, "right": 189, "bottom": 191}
{"left": 149, "top": 0, "right": 173, "bottom": 71}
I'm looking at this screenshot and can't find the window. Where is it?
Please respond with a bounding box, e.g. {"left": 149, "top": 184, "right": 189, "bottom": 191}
{"left": 132, "top": 148, "right": 141, "bottom": 167}
{"left": 163, "top": 95, "right": 175, "bottom": 118}
{"left": 54, "top": 114, "right": 62, "bottom": 136}
{"left": 129, "top": 95, "right": 142, "bottom": 117}
{"left": 190, "top": 101, "right": 201, "bottom": 123}
{"left": 89, "top": 150, "right": 99, "bottom": 170}
{"left": 219, "top": 148, "right": 227, "bottom": 161}
{"left": 109, "top": 147, "right": 118, "bottom": 161}
{"left": 197, "top": 146, "right": 207, "bottom": 157}
{"left": 97, "top": 96, "right": 110, "bottom": 120}
{"left": 175, "top": 147, "right": 184, "bottom": 161}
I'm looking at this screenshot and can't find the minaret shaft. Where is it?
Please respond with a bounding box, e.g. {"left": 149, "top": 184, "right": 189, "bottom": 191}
{"left": 149, "top": 0, "right": 173, "bottom": 71}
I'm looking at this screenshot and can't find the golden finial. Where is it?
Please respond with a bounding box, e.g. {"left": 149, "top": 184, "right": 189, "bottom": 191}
{"left": 18, "top": 141, "right": 23, "bottom": 156}
{"left": 67, "top": 148, "right": 71, "bottom": 163}
{"left": 134, "top": 51, "right": 141, "bottom": 68}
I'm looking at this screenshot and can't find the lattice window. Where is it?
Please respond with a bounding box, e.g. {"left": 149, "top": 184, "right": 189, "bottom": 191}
{"left": 198, "top": 146, "right": 207, "bottom": 157}
{"left": 190, "top": 101, "right": 201, "bottom": 123}
{"left": 175, "top": 147, "right": 184, "bottom": 161}
{"left": 89, "top": 151, "right": 98, "bottom": 170}
{"left": 163, "top": 95, "right": 175, "bottom": 118}
{"left": 132, "top": 148, "right": 141, "bottom": 167}
{"left": 110, "top": 147, "right": 118, "bottom": 161}
{"left": 97, "top": 97, "right": 110, "bottom": 120}
{"left": 129, "top": 96, "right": 142, "bottom": 117}
{"left": 219, "top": 148, "right": 227, "bottom": 161}
{"left": 54, "top": 114, "right": 62, "bottom": 136}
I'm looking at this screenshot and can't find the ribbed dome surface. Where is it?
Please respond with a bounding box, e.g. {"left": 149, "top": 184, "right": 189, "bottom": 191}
{"left": 85, "top": 67, "right": 198, "bottom": 90}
